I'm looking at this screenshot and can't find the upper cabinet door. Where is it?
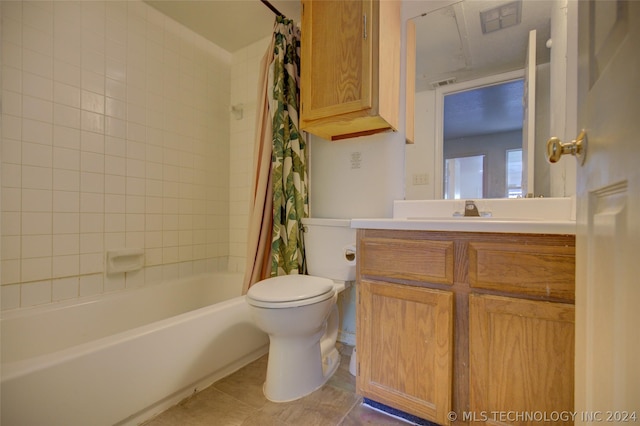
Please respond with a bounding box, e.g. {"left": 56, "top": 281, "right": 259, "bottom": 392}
{"left": 301, "top": 0, "right": 372, "bottom": 120}
{"left": 300, "top": 0, "right": 400, "bottom": 141}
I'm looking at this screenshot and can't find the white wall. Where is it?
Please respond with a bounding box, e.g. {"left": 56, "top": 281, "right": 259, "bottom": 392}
{"left": 1, "top": 1, "right": 232, "bottom": 310}
{"left": 309, "top": 132, "right": 405, "bottom": 219}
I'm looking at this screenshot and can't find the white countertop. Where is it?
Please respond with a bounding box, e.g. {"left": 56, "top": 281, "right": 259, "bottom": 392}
{"left": 351, "top": 218, "right": 576, "bottom": 235}
{"left": 350, "top": 198, "right": 577, "bottom": 235}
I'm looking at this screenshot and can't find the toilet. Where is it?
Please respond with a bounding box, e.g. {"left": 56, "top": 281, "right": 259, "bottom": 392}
{"left": 245, "top": 218, "right": 356, "bottom": 402}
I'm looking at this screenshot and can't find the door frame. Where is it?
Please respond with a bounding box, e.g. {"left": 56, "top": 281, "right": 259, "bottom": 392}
{"left": 433, "top": 69, "right": 524, "bottom": 199}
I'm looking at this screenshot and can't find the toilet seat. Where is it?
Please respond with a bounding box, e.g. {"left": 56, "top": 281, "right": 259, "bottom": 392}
{"left": 246, "top": 275, "right": 335, "bottom": 309}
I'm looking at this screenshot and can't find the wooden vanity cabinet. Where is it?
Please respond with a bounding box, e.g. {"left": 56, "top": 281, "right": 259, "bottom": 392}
{"left": 356, "top": 229, "right": 575, "bottom": 426}
{"left": 300, "top": 0, "right": 400, "bottom": 140}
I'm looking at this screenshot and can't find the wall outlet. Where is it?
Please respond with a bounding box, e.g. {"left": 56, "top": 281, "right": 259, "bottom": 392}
{"left": 412, "top": 173, "right": 429, "bottom": 185}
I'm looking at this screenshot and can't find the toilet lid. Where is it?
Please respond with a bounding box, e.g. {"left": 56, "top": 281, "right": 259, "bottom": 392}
{"left": 246, "top": 275, "right": 335, "bottom": 308}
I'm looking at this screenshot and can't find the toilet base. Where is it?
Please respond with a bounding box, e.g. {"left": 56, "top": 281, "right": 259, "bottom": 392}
{"left": 262, "top": 337, "right": 341, "bottom": 403}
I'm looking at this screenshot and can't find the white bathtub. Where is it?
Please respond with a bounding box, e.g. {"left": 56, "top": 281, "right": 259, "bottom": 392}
{"left": 1, "top": 272, "right": 269, "bottom": 426}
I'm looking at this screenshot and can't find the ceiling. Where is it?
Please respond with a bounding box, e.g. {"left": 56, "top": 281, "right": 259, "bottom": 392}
{"left": 409, "top": 0, "right": 552, "bottom": 91}
{"left": 444, "top": 79, "right": 524, "bottom": 139}
{"left": 144, "top": 0, "right": 302, "bottom": 53}
{"left": 147, "top": 0, "right": 552, "bottom": 140}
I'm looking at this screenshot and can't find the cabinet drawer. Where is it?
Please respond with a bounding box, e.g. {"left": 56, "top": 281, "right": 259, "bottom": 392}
{"left": 468, "top": 242, "right": 575, "bottom": 300}
{"left": 359, "top": 238, "right": 454, "bottom": 284}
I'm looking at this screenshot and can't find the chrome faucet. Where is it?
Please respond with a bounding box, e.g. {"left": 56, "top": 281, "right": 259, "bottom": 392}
{"left": 464, "top": 200, "right": 480, "bottom": 217}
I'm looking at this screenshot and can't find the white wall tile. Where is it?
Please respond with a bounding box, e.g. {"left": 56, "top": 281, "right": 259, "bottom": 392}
{"left": 1, "top": 284, "right": 21, "bottom": 310}
{"left": 2, "top": 235, "right": 21, "bottom": 260}
{"left": 53, "top": 104, "right": 81, "bottom": 128}
{"left": 54, "top": 82, "right": 81, "bottom": 108}
{"left": 81, "top": 68, "right": 104, "bottom": 94}
{"left": 54, "top": 60, "right": 81, "bottom": 86}
{"left": 21, "top": 279, "right": 52, "bottom": 307}
{"left": 80, "top": 213, "right": 103, "bottom": 233}
{"left": 80, "top": 252, "right": 103, "bottom": 274}
{"left": 53, "top": 234, "right": 80, "bottom": 256}
{"left": 79, "top": 273, "right": 103, "bottom": 297}
{"left": 22, "top": 49, "right": 53, "bottom": 79}
{"left": 22, "top": 257, "right": 52, "bottom": 282}
{"left": 23, "top": 72, "right": 53, "bottom": 101}
{"left": 80, "top": 233, "right": 103, "bottom": 253}
{"left": 79, "top": 172, "right": 104, "bottom": 193}
{"left": 2, "top": 0, "right": 234, "bottom": 307}
{"left": 104, "top": 175, "right": 125, "bottom": 197}
{"left": 53, "top": 190, "right": 79, "bottom": 212}
{"left": 22, "top": 165, "right": 52, "bottom": 190}
{"left": 2, "top": 163, "right": 22, "bottom": 188}
{"left": 52, "top": 254, "right": 79, "bottom": 278}
{"left": 22, "top": 188, "right": 52, "bottom": 212}
{"left": 22, "top": 235, "right": 52, "bottom": 258}
{"left": 3, "top": 90, "right": 22, "bottom": 116}
{"left": 80, "top": 130, "right": 104, "bottom": 153}
{"left": 105, "top": 213, "right": 126, "bottom": 233}
{"left": 2, "top": 138, "right": 22, "bottom": 164}
{"left": 53, "top": 212, "right": 80, "bottom": 234}
{"left": 80, "top": 192, "right": 104, "bottom": 213}
{"left": 53, "top": 125, "right": 81, "bottom": 149}
{"left": 125, "top": 231, "right": 144, "bottom": 249}
{"left": 52, "top": 276, "right": 79, "bottom": 301}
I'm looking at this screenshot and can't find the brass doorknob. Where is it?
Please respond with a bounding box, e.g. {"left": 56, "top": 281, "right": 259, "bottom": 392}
{"left": 546, "top": 130, "right": 588, "bottom": 165}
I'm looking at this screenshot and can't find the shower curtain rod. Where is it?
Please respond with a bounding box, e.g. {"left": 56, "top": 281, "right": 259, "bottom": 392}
{"left": 260, "top": 0, "right": 285, "bottom": 18}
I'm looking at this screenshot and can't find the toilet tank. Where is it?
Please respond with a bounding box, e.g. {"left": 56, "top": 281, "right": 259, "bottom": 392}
{"left": 301, "top": 218, "right": 356, "bottom": 282}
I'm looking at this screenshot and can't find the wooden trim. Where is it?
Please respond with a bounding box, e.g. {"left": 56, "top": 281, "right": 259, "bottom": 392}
{"left": 405, "top": 18, "right": 416, "bottom": 144}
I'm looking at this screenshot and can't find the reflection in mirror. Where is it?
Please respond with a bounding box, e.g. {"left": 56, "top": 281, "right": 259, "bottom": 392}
{"left": 405, "top": 0, "right": 563, "bottom": 200}
{"left": 443, "top": 79, "right": 524, "bottom": 198}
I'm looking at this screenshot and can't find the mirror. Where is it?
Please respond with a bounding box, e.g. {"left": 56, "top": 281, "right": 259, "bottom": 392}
{"left": 405, "top": 0, "right": 565, "bottom": 200}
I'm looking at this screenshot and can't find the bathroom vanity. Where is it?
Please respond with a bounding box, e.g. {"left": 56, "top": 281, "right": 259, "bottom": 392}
{"left": 353, "top": 199, "right": 576, "bottom": 425}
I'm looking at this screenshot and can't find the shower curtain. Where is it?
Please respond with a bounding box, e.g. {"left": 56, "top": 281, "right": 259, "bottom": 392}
{"left": 243, "top": 16, "right": 308, "bottom": 293}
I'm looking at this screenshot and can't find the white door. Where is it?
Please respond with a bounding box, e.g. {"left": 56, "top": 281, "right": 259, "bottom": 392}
{"left": 522, "top": 29, "right": 536, "bottom": 197}
{"left": 574, "top": 0, "right": 640, "bottom": 420}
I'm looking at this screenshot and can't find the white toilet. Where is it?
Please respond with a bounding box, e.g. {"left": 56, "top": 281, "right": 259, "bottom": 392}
{"left": 245, "top": 218, "right": 356, "bottom": 402}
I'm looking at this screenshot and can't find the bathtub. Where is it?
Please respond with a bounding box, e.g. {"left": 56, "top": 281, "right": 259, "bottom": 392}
{"left": 1, "top": 272, "right": 269, "bottom": 426}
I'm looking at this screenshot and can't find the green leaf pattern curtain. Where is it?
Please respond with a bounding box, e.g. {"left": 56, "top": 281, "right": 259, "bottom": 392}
{"left": 269, "top": 16, "right": 308, "bottom": 276}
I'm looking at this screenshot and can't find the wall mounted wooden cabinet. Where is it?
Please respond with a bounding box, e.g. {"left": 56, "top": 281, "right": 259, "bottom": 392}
{"left": 300, "top": 0, "right": 400, "bottom": 141}
{"left": 356, "top": 229, "right": 575, "bottom": 425}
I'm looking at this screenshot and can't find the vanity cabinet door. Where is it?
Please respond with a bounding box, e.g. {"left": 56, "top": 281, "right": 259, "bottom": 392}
{"left": 300, "top": 0, "right": 400, "bottom": 140}
{"left": 357, "top": 279, "right": 453, "bottom": 425}
{"left": 469, "top": 294, "right": 575, "bottom": 425}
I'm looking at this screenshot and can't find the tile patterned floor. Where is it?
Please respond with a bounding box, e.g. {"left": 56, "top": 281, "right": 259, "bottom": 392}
{"left": 143, "top": 345, "right": 411, "bottom": 426}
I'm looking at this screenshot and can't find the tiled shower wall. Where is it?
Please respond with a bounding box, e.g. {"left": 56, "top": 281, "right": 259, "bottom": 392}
{"left": 228, "top": 36, "right": 270, "bottom": 273}
{"left": 1, "top": 1, "right": 234, "bottom": 310}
